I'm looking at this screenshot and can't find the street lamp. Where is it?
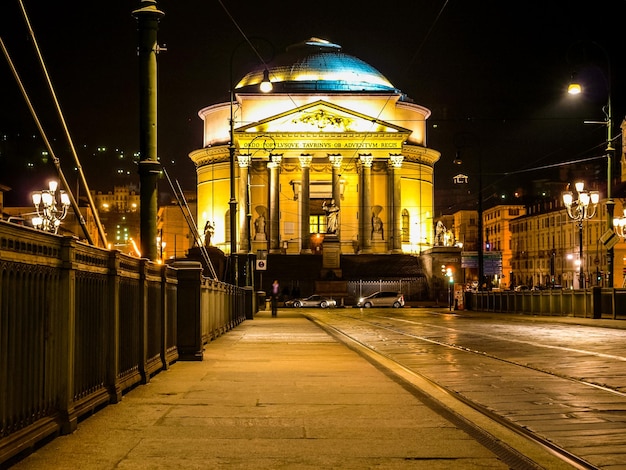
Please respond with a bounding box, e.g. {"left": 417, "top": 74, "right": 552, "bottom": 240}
{"left": 613, "top": 209, "right": 626, "bottom": 238}
{"left": 567, "top": 42, "right": 615, "bottom": 287}
{"left": 32, "top": 180, "right": 71, "bottom": 234}
{"left": 562, "top": 181, "right": 599, "bottom": 288}
{"left": 229, "top": 43, "right": 272, "bottom": 285}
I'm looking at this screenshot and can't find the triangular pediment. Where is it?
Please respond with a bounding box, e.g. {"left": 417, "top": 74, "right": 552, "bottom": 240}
{"left": 238, "top": 100, "right": 412, "bottom": 135}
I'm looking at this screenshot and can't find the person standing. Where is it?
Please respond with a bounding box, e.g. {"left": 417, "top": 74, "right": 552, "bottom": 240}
{"left": 271, "top": 279, "right": 280, "bottom": 317}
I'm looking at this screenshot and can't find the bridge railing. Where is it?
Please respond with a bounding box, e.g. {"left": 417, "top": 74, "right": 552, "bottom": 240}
{"left": 467, "top": 287, "right": 626, "bottom": 319}
{"left": 0, "top": 221, "right": 246, "bottom": 464}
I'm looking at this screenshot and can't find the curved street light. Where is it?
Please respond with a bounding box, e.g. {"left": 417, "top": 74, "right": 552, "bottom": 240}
{"left": 562, "top": 181, "right": 599, "bottom": 288}
{"left": 614, "top": 210, "right": 626, "bottom": 238}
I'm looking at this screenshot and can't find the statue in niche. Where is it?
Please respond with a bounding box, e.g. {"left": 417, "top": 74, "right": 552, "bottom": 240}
{"left": 323, "top": 199, "right": 340, "bottom": 234}
{"left": 444, "top": 229, "right": 456, "bottom": 247}
{"left": 371, "top": 212, "right": 384, "bottom": 240}
{"left": 434, "top": 220, "right": 446, "bottom": 246}
{"left": 254, "top": 208, "right": 267, "bottom": 241}
{"left": 203, "top": 221, "right": 214, "bottom": 247}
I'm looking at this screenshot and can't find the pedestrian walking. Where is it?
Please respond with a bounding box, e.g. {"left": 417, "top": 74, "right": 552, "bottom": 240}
{"left": 271, "top": 279, "right": 280, "bottom": 317}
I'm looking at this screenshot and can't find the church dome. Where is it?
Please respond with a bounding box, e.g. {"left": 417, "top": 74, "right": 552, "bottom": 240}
{"left": 235, "top": 37, "right": 400, "bottom": 93}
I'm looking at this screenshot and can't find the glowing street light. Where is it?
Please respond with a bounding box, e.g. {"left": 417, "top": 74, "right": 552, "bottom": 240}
{"left": 613, "top": 209, "right": 626, "bottom": 238}
{"left": 31, "top": 180, "right": 70, "bottom": 234}
{"left": 228, "top": 40, "right": 272, "bottom": 285}
{"left": 562, "top": 181, "right": 599, "bottom": 288}
{"left": 567, "top": 42, "right": 615, "bottom": 286}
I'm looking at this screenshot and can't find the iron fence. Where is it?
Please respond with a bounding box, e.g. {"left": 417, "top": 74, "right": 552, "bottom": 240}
{"left": 0, "top": 221, "right": 246, "bottom": 464}
{"left": 468, "top": 288, "right": 625, "bottom": 319}
{"left": 348, "top": 278, "right": 428, "bottom": 303}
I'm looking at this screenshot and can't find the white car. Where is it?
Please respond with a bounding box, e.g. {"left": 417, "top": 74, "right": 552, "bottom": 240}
{"left": 357, "top": 291, "right": 404, "bottom": 308}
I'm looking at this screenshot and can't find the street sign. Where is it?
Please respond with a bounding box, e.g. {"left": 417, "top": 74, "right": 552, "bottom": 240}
{"left": 256, "top": 249, "right": 267, "bottom": 270}
{"left": 600, "top": 229, "right": 620, "bottom": 250}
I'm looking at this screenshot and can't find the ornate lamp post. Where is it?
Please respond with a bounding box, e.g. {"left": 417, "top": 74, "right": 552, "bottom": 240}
{"left": 567, "top": 42, "right": 615, "bottom": 286}
{"left": 562, "top": 181, "right": 599, "bottom": 288}
{"left": 228, "top": 43, "right": 272, "bottom": 285}
{"left": 32, "top": 180, "right": 70, "bottom": 234}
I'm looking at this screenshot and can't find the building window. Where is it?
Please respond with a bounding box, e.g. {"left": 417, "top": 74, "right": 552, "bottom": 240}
{"left": 310, "top": 215, "right": 326, "bottom": 234}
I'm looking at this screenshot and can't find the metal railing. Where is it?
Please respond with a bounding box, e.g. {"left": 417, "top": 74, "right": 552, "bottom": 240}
{"left": 0, "top": 221, "right": 246, "bottom": 464}
{"left": 467, "top": 288, "right": 626, "bottom": 319}
{"left": 348, "top": 278, "right": 428, "bottom": 302}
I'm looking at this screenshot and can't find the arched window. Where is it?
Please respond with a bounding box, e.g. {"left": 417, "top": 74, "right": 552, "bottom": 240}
{"left": 401, "top": 209, "right": 410, "bottom": 243}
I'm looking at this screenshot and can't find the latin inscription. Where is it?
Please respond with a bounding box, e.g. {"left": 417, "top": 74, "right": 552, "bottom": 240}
{"left": 241, "top": 141, "right": 401, "bottom": 150}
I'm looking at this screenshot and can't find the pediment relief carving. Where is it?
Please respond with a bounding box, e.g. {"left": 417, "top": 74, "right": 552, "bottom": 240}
{"left": 293, "top": 109, "right": 352, "bottom": 131}
{"left": 239, "top": 100, "right": 411, "bottom": 135}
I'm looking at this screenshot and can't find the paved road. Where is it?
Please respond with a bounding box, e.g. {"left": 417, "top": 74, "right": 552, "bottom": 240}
{"left": 9, "top": 307, "right": 626, "bottom": 469}
{"left": 8, "top": 310, "right": 527, "bottom": 470}
{"left": 306, "top": 308, "right": 626, "bottom": 470}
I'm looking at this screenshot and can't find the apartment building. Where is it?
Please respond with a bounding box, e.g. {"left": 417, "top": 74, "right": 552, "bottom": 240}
{"left": 510, "top": 198, "right": 626, "bottom": 289}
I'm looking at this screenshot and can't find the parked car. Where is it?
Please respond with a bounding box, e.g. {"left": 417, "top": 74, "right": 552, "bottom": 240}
{"left": 284, "top": 295, "right": 337, "bottom": 308}
{"left": 356, "top": 291, "right": 404, "bottom": 308}
{"left": 514, "top": 285, "right": 529, "bottom": 292}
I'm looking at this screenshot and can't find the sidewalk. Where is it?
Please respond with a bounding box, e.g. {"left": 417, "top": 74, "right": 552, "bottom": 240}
{"left": 13, "top": 310, "right": 514, "bottom": 469}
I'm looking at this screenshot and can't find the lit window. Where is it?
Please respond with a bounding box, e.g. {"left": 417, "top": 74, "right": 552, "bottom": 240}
{"left": 310, "top": 215, "right": 326, "bottom": 234}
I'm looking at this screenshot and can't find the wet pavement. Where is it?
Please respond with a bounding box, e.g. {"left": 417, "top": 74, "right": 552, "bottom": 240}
{"left": 305, "top": 308, "right": 626, "bottom": 469}
{"left": 8, "top": 310, "right": 524, "bottom": 469}
{"left": 9, "top": 307, "right": 626, "bottom": 469}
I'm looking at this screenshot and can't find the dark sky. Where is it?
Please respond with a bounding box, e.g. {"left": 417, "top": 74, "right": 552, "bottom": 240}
{"left": 1, "top": 0, "right": 625, "bottom": 209}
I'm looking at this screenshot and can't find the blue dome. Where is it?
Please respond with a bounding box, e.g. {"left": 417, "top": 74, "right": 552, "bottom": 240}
{"left": 236, "top": 38, "right": 400, "bottom": 93}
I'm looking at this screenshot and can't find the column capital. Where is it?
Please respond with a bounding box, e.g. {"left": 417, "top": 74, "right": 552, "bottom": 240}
{"left": 389, "top": 153, "right": 404, "bottom": 168}
{"left": 268, "top": 153, "right": 283, "bottom": 169}
{"left": 359, "top": 153, "right": 374, "bottom": 168}
{"left": 328, "top": 153, "right": 343, "bottom": 168}
{"left": 237, "top": 153, "right": 251, "bottom": 168}
{"left": 299, "top": 153, "right": 313, "bottom": 168}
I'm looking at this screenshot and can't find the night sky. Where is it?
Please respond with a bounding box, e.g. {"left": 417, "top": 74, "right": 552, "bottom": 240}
{"left": 1, "top": 0, "right": 625, "bottom": 211}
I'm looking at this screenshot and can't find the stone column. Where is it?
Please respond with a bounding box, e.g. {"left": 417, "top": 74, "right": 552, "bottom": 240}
{"left": 328, "top": 154, "right": 343, "bottom": 206}
{"left": 237, "top": 154, "right": 251, "bottom": 253}
{"left": 268, "top": 154, "right": 282, "bottom": 254}
{"left": 389, "top": 154, "right": 404, "bottom": 253}
{"left": 359, "top": 154, "right": 373, "bottom": 254}
{"left": 299, "top": 154, "right": 313, "bottom": 254}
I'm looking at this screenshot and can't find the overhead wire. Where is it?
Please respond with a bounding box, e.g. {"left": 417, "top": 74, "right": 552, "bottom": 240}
{"left": 338, "top": 0, "right": 451, "bottom": 172}
{"left": 16, "top": 0, "right": 108, "bottom": 247}
{"left": 215, "top": 0, "right": 451, "bottom": 241}
{"left": 0, "top": 36, "right": 94, "bottom": 244}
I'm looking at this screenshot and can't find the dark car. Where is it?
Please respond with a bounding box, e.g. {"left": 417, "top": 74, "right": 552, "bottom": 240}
{"left": 356, "top": 291, "right": 404, "bottom": 308}
{"left": 284, "top": 295, "right": 337, "bottom": 308}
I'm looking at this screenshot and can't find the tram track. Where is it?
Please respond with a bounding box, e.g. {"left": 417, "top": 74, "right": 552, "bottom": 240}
{"left": 304, "top": 309, "right": 623, "bottom": 469}
{"left": 361, "top": 313, "right": 626, "bottom": 399}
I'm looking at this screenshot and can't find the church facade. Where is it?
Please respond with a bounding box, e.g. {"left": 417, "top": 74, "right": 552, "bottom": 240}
{"left": 189, "top": 38, "right": 440, "bottom": 257}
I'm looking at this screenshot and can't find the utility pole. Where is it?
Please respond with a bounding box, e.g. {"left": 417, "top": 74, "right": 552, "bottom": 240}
{"left": 132, "top": 0, "right": 164, "bottom": 261}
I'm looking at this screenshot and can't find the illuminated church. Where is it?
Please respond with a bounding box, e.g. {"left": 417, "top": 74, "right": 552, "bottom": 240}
{"left": 189, "top": 38, "right": 440, "bottom": 260}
